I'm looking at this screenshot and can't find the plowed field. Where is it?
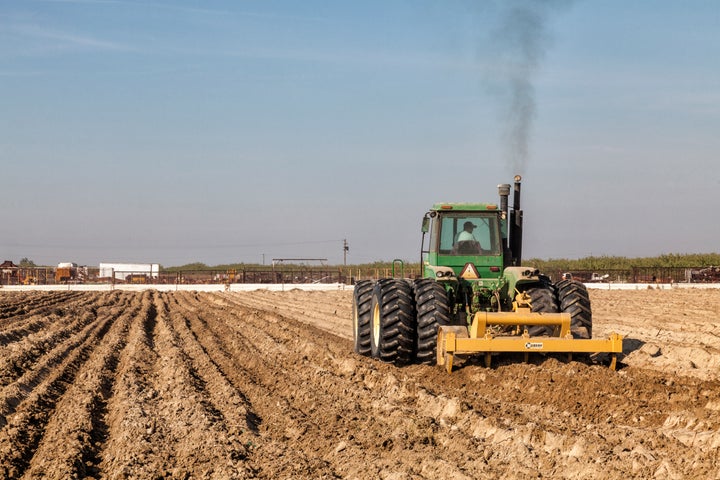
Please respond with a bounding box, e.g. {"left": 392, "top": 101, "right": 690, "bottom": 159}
{"left": 1, "top": 288, "right": 719, "bottom": 479}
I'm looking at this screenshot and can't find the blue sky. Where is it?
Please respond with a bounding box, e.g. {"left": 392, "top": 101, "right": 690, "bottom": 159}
{"left": 1, "top": 0, "right": 718, "bottom": 266}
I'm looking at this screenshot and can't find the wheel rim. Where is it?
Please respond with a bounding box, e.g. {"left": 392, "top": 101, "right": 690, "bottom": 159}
{"left": 372, "top": 302, "right": 380, "bottom": 347}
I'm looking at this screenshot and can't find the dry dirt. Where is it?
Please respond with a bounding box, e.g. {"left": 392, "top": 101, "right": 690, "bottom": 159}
{"left": 0, "top": 287, "right": 719, "bottom": 479}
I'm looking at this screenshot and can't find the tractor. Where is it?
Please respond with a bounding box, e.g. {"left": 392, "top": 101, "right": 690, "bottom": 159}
{"left": 352, "top": 176, "right": 623, "bottom": 372}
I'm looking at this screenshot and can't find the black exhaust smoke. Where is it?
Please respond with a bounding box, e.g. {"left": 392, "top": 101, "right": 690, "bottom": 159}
{"left": 490, "top": 1, "right": 572, "bottom": 175}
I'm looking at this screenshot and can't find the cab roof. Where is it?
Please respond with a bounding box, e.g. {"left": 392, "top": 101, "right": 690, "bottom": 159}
{"left": 430, "top": 202, "right": 499, "bottom": 212}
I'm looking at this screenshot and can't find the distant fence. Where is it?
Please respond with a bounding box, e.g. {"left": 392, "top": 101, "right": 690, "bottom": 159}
{"left": 0, "top": 265, "right": 422, "bottom": 286}
{"left": 544, "top": 266, "right": 720, "bottom": 284}
{"left": 3, "top": 265, "right": 717, "bottom": 286}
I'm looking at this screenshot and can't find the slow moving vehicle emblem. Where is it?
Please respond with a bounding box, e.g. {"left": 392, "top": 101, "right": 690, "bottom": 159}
{"left": 460, "top": 263, "right": 480, "bottom": 279}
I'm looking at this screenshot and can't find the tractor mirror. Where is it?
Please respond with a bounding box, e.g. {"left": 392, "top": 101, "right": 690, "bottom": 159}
{"left": 421, "top": 216, "right": 430, "bottom": 233}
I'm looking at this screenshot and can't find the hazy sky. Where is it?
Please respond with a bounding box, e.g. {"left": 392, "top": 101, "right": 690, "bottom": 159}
{"left": 1, "top": 1, "right": 719, "bottom": 267}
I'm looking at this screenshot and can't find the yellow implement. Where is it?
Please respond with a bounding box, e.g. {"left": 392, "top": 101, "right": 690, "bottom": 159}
{"left": 437, "top": 311, "right": 623, "bottom": 373}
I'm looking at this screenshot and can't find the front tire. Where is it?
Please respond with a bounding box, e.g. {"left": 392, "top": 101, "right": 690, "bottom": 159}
{"left": 369, "top": 279, "right": 416, "bottom": 365}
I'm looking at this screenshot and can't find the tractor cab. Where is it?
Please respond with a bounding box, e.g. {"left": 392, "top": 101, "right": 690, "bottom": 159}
{"left": 421, "top": 205, "right": 505, "bottom": 280}
{"left": 421, "top": 177, "right": 524, "bottom": 284}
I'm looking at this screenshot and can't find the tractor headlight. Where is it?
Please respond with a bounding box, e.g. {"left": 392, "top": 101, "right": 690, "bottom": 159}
{"left": 436, "top": 270, "right": 455, "bottom": 278}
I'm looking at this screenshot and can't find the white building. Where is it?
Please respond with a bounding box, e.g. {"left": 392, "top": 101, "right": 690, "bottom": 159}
{"left": 99, "top": 263, "right": 160, "bottom": 281}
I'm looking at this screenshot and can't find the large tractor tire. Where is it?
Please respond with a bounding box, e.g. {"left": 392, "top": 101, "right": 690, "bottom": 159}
{"left": 352, "top": 280, "right": 374, "bottom": 356}
{"left": 555, "top": 279, "right": 592, "bottom": 339}
{"left": 370, "top": 279, "right": 416, "bottom": 365}
{"left": 526, "top": 283, "right": 559, "bottom": 336}
{"left": 413, "top": 278, "right": 452, "bottom": 365}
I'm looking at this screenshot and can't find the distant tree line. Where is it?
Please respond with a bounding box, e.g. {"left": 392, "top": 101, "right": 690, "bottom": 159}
{"left": 13, "top": 253, "right": 720, "bottom": 273}
{"left": 527, "top": 253, "right": 720, "bottom": 272}
{"left": 19, "top": 258, "right": 36, "bottom": 268}
{"left": 162, "top": 253, "right": 720, "bottom": 272}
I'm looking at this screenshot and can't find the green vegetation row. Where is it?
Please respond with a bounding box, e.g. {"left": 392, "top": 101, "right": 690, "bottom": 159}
{"left": 527, "top": 253, "right": 720, "bottom": 272}
{"left": 162, "top": 253, "right": 720, "bottom": 272}
{"left": 13, "top": 253, "right": 720, "bottom": 272}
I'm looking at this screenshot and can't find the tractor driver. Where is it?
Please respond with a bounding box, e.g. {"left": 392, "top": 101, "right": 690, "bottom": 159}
{"left": 457, "top": 221, "right": 478, "bottom": 242}
{"left": 453, "top": 221, "right": 482, "bottom": 254}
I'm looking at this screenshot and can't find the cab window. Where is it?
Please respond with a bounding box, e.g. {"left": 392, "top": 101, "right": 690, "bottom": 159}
{"left": 437, "top": 214, "right": 499, "bottom": 255}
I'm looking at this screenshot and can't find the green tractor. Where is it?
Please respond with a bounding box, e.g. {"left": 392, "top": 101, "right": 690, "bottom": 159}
{"left": 352, "top": 176, "right": 622, "bottom": 371}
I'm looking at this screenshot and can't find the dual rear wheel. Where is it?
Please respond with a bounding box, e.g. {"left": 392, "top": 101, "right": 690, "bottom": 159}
{"left": 352, "top": 278, "right": 451, "bottom": 365}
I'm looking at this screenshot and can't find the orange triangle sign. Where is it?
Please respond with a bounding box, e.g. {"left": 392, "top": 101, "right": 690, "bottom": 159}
{"left": 460, "top": 263, "right": 480, "bottom": 279}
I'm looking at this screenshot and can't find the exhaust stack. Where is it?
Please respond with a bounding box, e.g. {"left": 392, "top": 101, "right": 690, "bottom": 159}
{"left": 497, "top": 183, "right": 511, "bottom": 258}
{"left": 509, "top": 175, "right": 523, "bottom": 266}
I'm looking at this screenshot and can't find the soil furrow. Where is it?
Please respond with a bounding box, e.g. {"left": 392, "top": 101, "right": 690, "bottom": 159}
{"left": 0, "top": 291, "right": 85, "bottom": 325}
{"left": 0, "top": 293, "right": 120, "bottom": 478}
{"left": 97, "top": 291, "right": 167, "bottom": 478}
{"left": 98, "top": 292, "right": 253, "bottom": 478}
{"left": 0, "top": 307, "right": 106, "bottom": 387}
{"left": 22, "top": 292, "right": 140, "bottom": 478}
{"left": 0, "top": 291, "right": 107, "bottom": 343}
{"left": 0, "top": 288, "right": 718, "bottom": 478}
{"left": 170, "top": 292, "right": 262, "bottom": 434}
{"left": 148, "top": 292, "right": 253, "bottom": 478}
{"left": 194, "top": 302, "right": 343, "bottom": 477}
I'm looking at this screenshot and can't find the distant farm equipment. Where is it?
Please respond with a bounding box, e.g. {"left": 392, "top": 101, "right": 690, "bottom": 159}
{"left": 588, "top": 273, "right": 610, "bottom": 283}
{"left": 126, "top": 274, "right": 150, "bottom": 284}
{"left": 55, "top": 263, "right": 87, "bottom": 284}
{"left": 55, "top": 263, "right": 77, "bottom": 283}
{"left": 688, "top": 266, "right": 720, "bottom": 283}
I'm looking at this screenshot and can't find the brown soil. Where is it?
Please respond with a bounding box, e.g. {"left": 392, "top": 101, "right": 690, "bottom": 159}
{"left": 0, "top": 288, "right": 719, "bottom": 479}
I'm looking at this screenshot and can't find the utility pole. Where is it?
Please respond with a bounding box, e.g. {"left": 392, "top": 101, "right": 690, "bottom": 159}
{"left": 343, "top": 239, "right": 349, "bottom": 266}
